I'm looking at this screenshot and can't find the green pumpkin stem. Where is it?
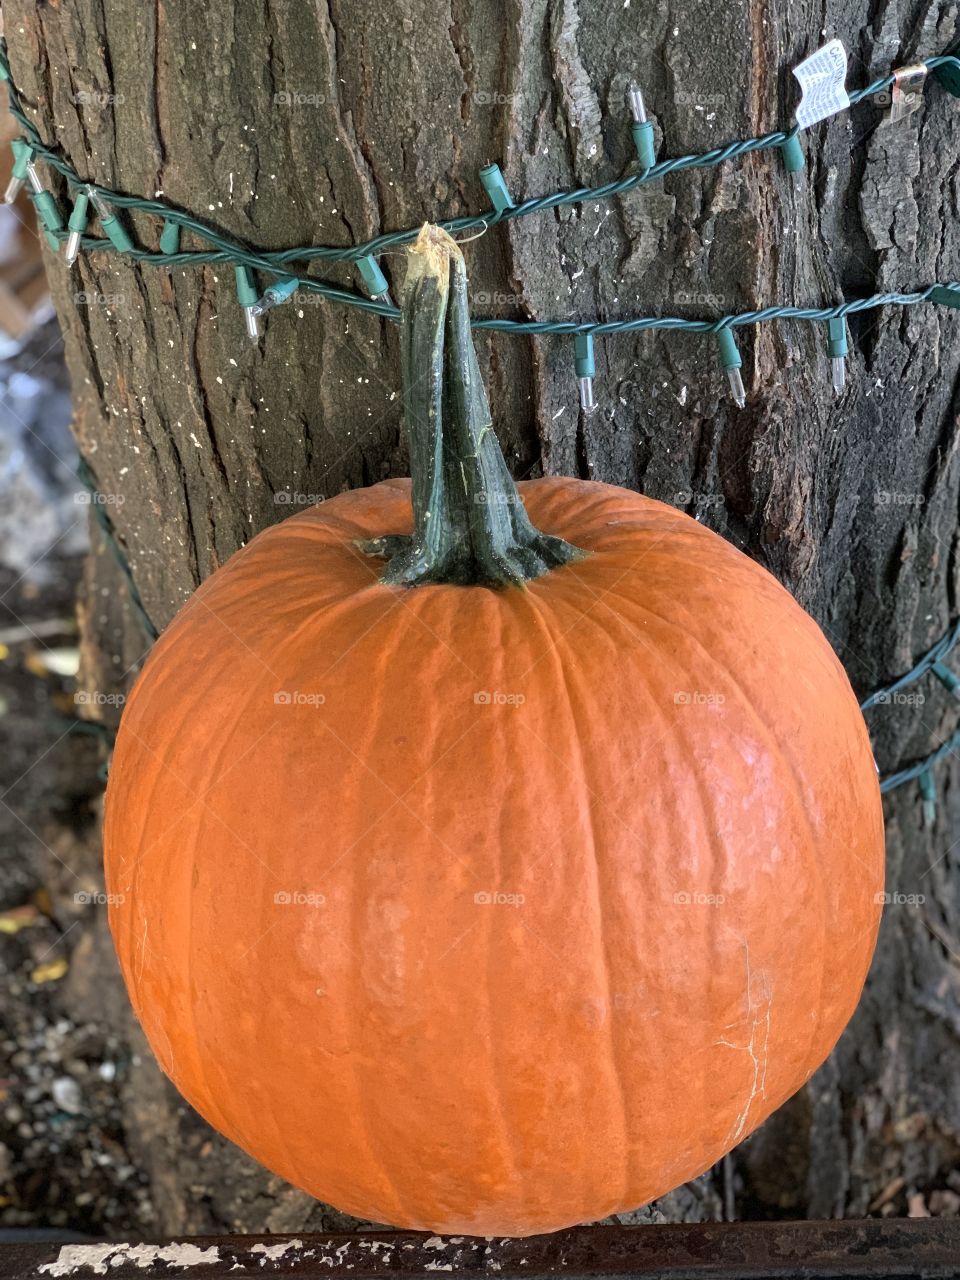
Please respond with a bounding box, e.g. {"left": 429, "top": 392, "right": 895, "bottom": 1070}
{"left": 359, "top": 224, "right": 587, "bottom": 587}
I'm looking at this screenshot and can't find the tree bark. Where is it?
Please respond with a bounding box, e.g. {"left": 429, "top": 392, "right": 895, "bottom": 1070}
{"left": 6, "top": 0, "right": 960, "bottom": 1231}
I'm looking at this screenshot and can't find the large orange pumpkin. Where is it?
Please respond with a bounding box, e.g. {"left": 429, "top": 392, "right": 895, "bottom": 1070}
{"left": 105, "top": 226, "right": 884, "bottom": 1236}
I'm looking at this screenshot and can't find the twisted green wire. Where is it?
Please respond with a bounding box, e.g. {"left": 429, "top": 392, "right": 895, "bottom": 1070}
{"left": 3, "top": 38, "right": 960, "bottom": 334}
{"left": 861, "top": 620, "right": 960, "bottom": 795}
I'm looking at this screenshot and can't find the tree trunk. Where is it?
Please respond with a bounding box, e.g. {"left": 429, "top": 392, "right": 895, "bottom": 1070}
{"left": 6, "top": 0, "right": 960, "bottom": 1232}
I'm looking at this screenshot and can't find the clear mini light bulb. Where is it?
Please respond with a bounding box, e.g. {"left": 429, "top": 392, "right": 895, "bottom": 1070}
{"left": 574, "top": 334, "right": 598, "bottom": 414}
{"left": 826, "top": 318, "right": 848, "bottom": 397}
{"left": 628, "top": 84, "right": 647, "bottom": 126}
{"left": 715, "top": 329, "right": 747, "bottom": 408}
{"left": 628, "top": 84, "right": 657, "bottom": 168}
{"left": 234, "top": 266, "right": 260, "bottom": 342}
{"left": 64, "top": 190, "right": 90, "bottom": 267}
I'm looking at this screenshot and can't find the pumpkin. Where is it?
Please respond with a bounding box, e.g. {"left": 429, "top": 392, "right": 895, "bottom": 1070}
{"left": 104, "top": 225, "right": 884, "bottom": 1237}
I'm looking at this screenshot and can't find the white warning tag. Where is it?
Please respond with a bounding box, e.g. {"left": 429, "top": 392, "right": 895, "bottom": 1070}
{"left": 792, "top": 39, "right": 850, "bottom": 128}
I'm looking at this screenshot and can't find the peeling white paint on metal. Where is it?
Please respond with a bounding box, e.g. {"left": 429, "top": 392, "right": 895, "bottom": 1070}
{"left": 250, "top": 1242, "right": 303, "bottom": 1262}
{"left": 38, "top": 1243, "right": 221, "bottom": 1276}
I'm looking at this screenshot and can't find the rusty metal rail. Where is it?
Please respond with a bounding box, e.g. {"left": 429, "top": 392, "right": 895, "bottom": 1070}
{"left": 0, "top": 1221, "right": 958, "bottom": 1280}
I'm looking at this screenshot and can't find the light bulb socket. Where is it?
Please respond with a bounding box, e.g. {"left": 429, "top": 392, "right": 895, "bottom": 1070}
{"left": 159, "top": 220, "right": 181, "bottom": 255}
{"left": 932, "top": 660, "right": 960, "bottom": 699}
{"left": 575, "top": 334, "right": 597, "bottom": 414}
{"left": 356, "top": 255, "right": 390, "bottom": 300}
{"left": 255, "top": 277, "right": 300, "bottom": 315}
{"left": 32, "top": 188, "right": 63, "bottom": 233}
{"left": 826, "top": 317, "right": 848, "bottom": 359}
{"left": 715, "top": 330, "right": 746, "bottom": 407}
{"left": 631, "top": 119, "right": 657, "bottom": 169}
{"left": 479, "top": 163, "right": 514, "bottom": 215}
{"left": 919, "top": 768, "right": 937, "bottom": 826}
{"left": 780, "top": 133, "right": 805, "bottom": 173}
{"left": 10, "top": 140, "right": 31, "bottom": 181}
{"left": 930, "top": 284, "right": 960, "bottom": 309}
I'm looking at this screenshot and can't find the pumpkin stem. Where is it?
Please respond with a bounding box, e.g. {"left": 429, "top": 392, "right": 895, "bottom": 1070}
{"left": 359, "top": 224, "right": 587, "bottom": 587}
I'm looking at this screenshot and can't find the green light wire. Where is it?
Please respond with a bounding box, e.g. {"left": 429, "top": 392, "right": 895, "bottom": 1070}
{"left": 861, "top": 620, "right": 960, "bottom": 797}
{"left": 9, "top": 32, "right": 960, "bottom": 807}
{"left": 2, "top": 38, "right": 959, "bottom": 336}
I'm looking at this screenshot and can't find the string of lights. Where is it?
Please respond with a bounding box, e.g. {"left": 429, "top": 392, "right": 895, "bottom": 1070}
{"left": 861, "top": 620, "right": 960, "bottom": 817}
{"left": 4, "top": 31, "right": 959, "bottom": 816}
{"left": 2, "top": 40, "right": 960, "bottom": 408}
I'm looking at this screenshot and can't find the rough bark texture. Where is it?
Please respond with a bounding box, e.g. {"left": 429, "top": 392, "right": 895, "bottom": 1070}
{"left": 5, "top": 0, "right": 960, "bottom": 1233}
